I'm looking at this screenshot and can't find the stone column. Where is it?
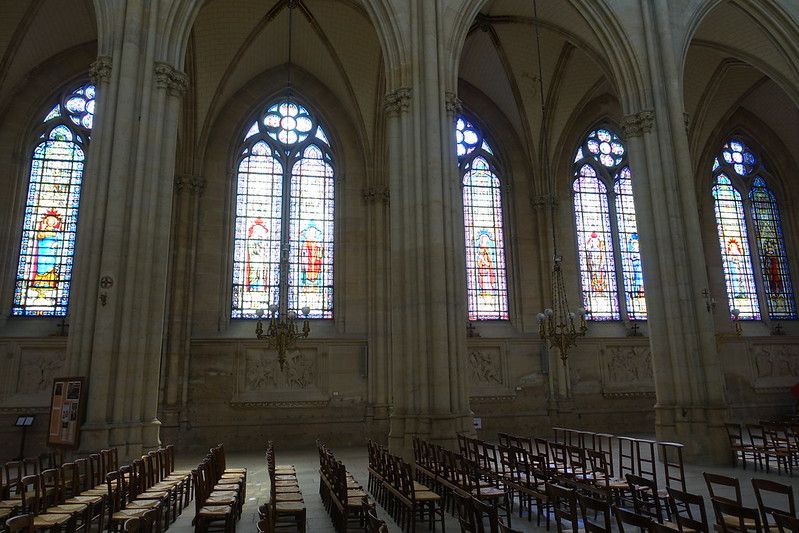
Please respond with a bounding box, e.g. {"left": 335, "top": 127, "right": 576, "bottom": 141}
{"left": 160, "top": 174, "right": 204, "bottom": 440}
{"left": 65, "top": 0, "right": 199, "bottom": 459}
{"left": 624, "top": 2, "right": 728, "bottom": 462}
{"left": 384, "top": 0, "right": 474, "bottom": 455}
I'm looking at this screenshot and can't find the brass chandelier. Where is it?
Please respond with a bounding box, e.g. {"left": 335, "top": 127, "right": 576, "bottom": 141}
{"left": 256, "top": 305, "right": 311, "bottom": 370}
{"left": 253, "top": 0, "right": 310, "bottom": 371}
{"left": 531, "top": 0, "right": 587, "bottom": 362}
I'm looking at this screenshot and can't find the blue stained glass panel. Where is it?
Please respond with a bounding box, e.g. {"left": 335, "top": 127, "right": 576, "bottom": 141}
{"left": 614, "top": 167, "right": 646, "bottom": 320}
{"left": 574, "top": 165, "right": 619, "bottom": 320}
{"left": 713, "top": 174, "right": 759, "bottom": 319}
{"left": 749, "top": 177, "right": 796, "bottom": 319}
{"left": 12, "top": 83, "right": 95, "bottom": 316}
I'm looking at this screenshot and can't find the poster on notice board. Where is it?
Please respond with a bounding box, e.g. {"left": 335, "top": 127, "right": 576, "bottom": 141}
{"left": 47, "top": 377, "right": 86, "bottom": 448}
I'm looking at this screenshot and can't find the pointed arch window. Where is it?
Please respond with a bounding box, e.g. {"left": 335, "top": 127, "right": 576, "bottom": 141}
{"left": 572, "top": 127, "right": 646, "bottom": 321}
{"left": 12, "top": 83, "right": 96, "bottom": 316}
{"left": 712, "top": 139, "right": 796, "bottom": 320}
{"left": 456, "top": 116, "right": 508, "bottom": 320}
{"left": 232, "top": 100, "right": 334, "bottom": 319}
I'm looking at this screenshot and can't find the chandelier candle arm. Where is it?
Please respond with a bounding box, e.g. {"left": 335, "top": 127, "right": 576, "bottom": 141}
{"left": 254, "top": 305, "right": 311, "bottom": 370}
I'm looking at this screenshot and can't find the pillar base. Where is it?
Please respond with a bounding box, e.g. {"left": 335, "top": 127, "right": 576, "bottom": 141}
{"left": 388, "top": 412, "right": 473, "bottom": 458}
{"left": 78, "top": 419, "right": 161, "bottom": 461}
{"left": 655, "top": 404, "right": 729, "bottom": 465}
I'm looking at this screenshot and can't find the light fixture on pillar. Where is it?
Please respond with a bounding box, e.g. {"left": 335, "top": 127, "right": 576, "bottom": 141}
{"left": 256, "top": 306, "right": 311, "bottom": 370}
{"left": 530, "top": 0, "right": 588, "bottom": 363}
{"left": 730, "top": 308, "right": 742, "bottom": 336}
{"left": 253, "top": 0, "right": 311, "bottom": 371}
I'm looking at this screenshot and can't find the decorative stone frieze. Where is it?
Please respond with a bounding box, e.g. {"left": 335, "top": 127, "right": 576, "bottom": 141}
{"left": 362, "top": 185, "right": 390, "bottom": 204}
{"left": 445, "top": 91, "right": 463, "bottom": 116}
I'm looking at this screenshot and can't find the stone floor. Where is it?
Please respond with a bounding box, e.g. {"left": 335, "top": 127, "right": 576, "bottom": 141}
{"left": 168, "top": 444, "right": 799, "bottom": 533}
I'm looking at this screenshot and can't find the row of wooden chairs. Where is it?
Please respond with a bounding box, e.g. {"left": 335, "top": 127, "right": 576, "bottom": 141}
{"left": 412, "top": 437, "right": 512, "bottom": 528}
{"left": 317, "top": 442, "right": 373, "bottom": 532}
{"left": 190, "top": 445, "right": 246, "bottom": 533}
{"left": 366, "top": 440, "right": 444, "bottom": 532}
{"left": 726, "top": 423, "right": 799, "bottom": 475}
{"left": 258, "top": 442, "right": 304, "bottom": 533}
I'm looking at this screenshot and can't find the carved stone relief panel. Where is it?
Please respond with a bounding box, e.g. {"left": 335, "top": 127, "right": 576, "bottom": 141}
{"left": 600, "top": 344, "right": 655, "bottom": 397}
{"left": 750, "top": 343, "right": 799, "bottom": 390}
{"left": 232, "top": 344, "right": 328, "bottom": 406}
{"left": 466, "top": 344, "right": 509, "bottom": 396}
{"left": 0, "top": 341, "right": 66, "bottom": 408}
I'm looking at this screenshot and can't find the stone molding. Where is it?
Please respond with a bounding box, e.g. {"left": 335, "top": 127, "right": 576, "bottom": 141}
{"left": 89, "top": 56, "right": 112, "bottom": 84}
{"left": 362, "top": 185, "right": 390, "bottom": 204}
{"left": 383, "top": 87, "right": 412, "bottom": 116}
{"left": 154, "top": 62, "right": 189, "bottom": 96}
{"left": 531, "top": 193, "right": 558, "bottom": 211}
{"left": 445, "top": 91, "right": 463, "bottom": 116}
{"left": 622, "top": 110, "right": 655, "bottom": 138}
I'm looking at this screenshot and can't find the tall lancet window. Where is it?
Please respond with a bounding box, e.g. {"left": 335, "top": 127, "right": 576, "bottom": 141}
{"left": 712, "top": 139, "right": 796, "bottom": 320}
{"left": 456, "top": 116, "right": 509, "bottom": 320}
{"left": 232, "top": 100, "right": 335, "bottom": 319}
{"left": 572, "top": 127, "right": 646, "bottom": 321}
{"left": 12, "top": 83, "right": 96, "bottom": 316}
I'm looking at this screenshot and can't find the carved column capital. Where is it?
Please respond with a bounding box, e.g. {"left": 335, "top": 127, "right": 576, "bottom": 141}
{"left": 531, "top": 193, "right": 558, "bottom": 211}
{"left": 445, "top": 91, "right": 463, "bottom": 116}
{"left": 154, "top": 62, "right": 189, "bottom": 96}
{"left": 362, "top": 185, "right": 390, "bottom": 205}
{"left": 383, "top": 87, "right": 412, "bottom": 116}
{"left": 175, "top": 174, "right": 205, "bottom": 196}
{"left": 622, "top": 110, "right": 655, "bottom": 138}
{"left": 90, "top": 56, "right": 113, "bottom": 84}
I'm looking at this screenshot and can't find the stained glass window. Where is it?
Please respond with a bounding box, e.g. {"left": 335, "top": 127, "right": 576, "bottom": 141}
{"left": 572, "top": 127, "right": 645, "bottom": 321}
{"left": 12, "top": 83, "right": 96, "bottom": 316}
{"left": 456, "top": 116, "right": 508, "bottom": 320}
{"left": 232, "top": 100, "right": 334, "bottom": 319}
{"left": 573, "top": 165, "right": 619, "bottom": 320}
{"left": 712, "top": 138, "right": 796, "bottom": 320}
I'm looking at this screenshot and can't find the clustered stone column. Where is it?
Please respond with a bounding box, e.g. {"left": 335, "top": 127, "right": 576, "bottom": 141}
{"left": 65, "top": 0, "right": 200, "bottom": 459}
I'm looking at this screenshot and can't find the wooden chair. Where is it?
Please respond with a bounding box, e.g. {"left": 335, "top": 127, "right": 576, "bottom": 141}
{"left": 613, "top": 506, "right": 653, "bottom": 533}
{"left": 667, "top": 487, "right": 710, "bottom": 533}
{"left": 774, "top": 513, "right": 799, "bottom": 533}
{"left": 704, "top": 472, "right": 742, "bottom": 505}
{"left": 725, "top": 424, "right": 757, "bottom": 469}
{"left": 547, "top": 483, "right": 579, "bottom": 533}
{"left": 712, "top": 497, "right": 763, "bottom": 533}
{"left": 578, "top": 492, "right": 612, "bottom": 533}
{"left": 5, "top": 514, "right": 35, "bottom": 533}
{"left": 18, "top": 475, "right": 76, "bottom": 533}
{"left": 659, "top": 442, "right": 686, "bottom": 494}
{"left": 752, "top": 478, "right": 796, "bottom": 532}
{"left": 190, "top": 468, "right": 235, "bottom": 533}
{"left": 747, "top": 425, "right": 771, "bottom": 472}
{"left": 762, "top": 425, "right": 794, "bottom": 476}
{"left": 59, "top": 463, "right": 104, "bottom": 533}
{"left": 626, "top": 473, "right": 664, "bottom": 522}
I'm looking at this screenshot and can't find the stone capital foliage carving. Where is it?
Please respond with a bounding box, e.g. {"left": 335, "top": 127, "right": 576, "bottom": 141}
{"left": 531, "top": 193, "right": 558, "bottom": 211}
{"left": 175, "top": 174, "right": 205, "bottom": 196}
{"left": 90, "top": 56, "right": 112, "bottom": 84}
{"left": 154, "top": 62, "right": 189, "bottom": 96}
{"left": 362, "top": 185, "right": 389, "bottom": 205}
{"left": 383, "top": 87, "right": 412, "bottom": 116}
{"left": 622, "top": 110, "right": 655, "bottom": 138}
{"left": 445, "top": 91, "right": 463, "bottom": 116}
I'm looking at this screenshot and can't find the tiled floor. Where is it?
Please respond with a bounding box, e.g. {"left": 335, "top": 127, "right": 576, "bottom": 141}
{"left": 168, "top": 444, "right": 799, "bottom": 533}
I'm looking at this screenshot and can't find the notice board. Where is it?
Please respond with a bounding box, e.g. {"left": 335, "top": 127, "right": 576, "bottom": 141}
{"left": 47, "top": 377, "right": 86, "bottom": 448}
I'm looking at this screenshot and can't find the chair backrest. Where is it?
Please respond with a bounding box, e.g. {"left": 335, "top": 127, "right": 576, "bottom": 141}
{"left": 704, "top": 472, "right": 742, "bottom": 505}
{"left": 579, "top": 492, "right": 612, "bottom": 533}
{"left": 634, "top": 439, "right": 657, "bottom": 483}
{"left": 472, "top": 496, "right": 499, "bottom": 533}
{"left": 548, "top": 482, "right": 579, "bottom": 533}
{"left": 5, "top": 514, "right": 35, "bottom": 533}
{"left": 74, "top": 458, "right": 89, "bottom": 491}
{"left": 40, "top": 468, "right": 61, "bottom": 506}
{"left": 618, "top": 437, "right": 636, "bottom": 480}
{"left": 19, "top": 475, "right": 42, "bottom": 514}
{"left": 534, "top": 438, "right": 549, "bottom": 463}
{"left": 747, "top": 424, "right": 767, "bottom": 449}
{"left": 774, "top": 512, "right": 799, "bottom": 533}
{"left": 626, "top": 473, "right": 663, "bottom": 522}
{"left": 659, "top": 442, "right": 686, "bottom": 492}
{"left": 613, "top": 505, "right": 653, "bottom": 533}
{"left": 752, "top": 478, "right": 796, "bottom": 526}
{"left": 60, "top": 462, "right": 79, "bottom": 499}
{"left": 725, "top": 423, "right": 743, "bottom": 446}
{"left": 667, "top": 487, "right": 710, "bottom": 533}
{"left": 712, "top": 497, "right": 763, "bottom": 533}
